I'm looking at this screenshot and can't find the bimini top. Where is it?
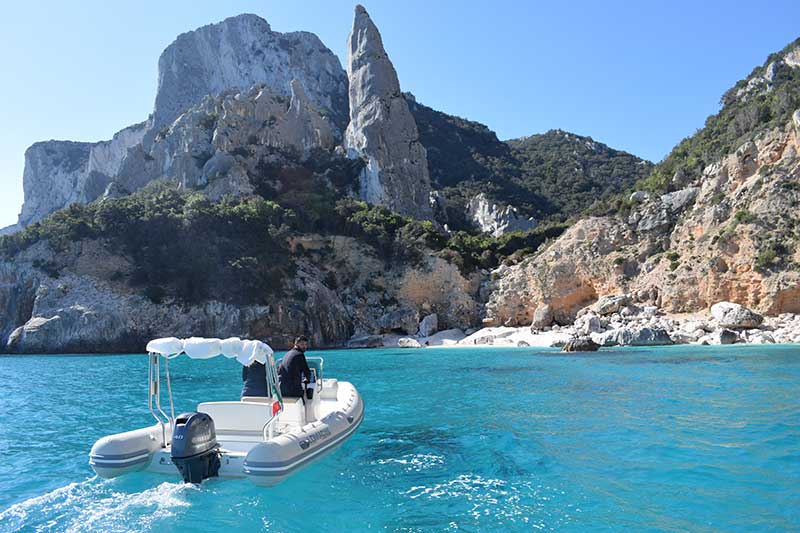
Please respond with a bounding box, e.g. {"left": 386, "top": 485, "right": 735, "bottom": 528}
{"left": 146, "top": 337, "right": 274, "bottom": 366}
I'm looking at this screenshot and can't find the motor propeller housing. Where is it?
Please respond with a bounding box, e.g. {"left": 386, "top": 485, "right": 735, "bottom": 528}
{"left": 170, "top": 412, "right": 220, "bottom": 483}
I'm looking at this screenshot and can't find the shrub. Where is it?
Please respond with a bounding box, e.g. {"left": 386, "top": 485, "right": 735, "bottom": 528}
{"left": 734, "top": 209, "right": 757, "bottom": 224}
{"left": 755, "top": 243, "right": 788, "bottom": 271}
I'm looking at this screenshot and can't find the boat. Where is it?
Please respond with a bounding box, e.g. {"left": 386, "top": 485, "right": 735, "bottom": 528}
{"left": 89, "top": 337, "right": 364, "bottom": 486}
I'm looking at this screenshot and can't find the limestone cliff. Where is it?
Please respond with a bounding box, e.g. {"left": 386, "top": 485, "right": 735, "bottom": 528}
{"left": 467, "top": 193, "right": 537, "bottom": 237}
{"left": 15, "top": 14, "right": 347, "bottom": 227}
{"left": 18, "top": 122, "right": 148, "bottom": 226}
{"left": 115, "top": 81, "right": 339, "bottom": 198}
{"left": 153, "top": 14, "right": 348, "bottom": 132}
{"left": 2, "top": 233, "right": 480, "bottom": 353}
{"left": 343, "top": 5, "right": 433, "bottom": 219}
{"left": 486, "top": 42, "right": 800, "bottom": 325}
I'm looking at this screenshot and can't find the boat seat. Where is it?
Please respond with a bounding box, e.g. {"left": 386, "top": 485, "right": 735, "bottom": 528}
{"left": 320, "top": 379, "right": 338, "bottom": 399}
{"left": 241, "top": 396, "right": 270, "bottom": 404}
{"left": 197, "top": 401, "right": 274, "bottom": 435}
{"left": 278, "top": 397, "right": 305, "bottom": 426}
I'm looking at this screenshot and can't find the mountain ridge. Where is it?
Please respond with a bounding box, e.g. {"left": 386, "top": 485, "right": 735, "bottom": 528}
{"left": 3, "top": 8, "right": 796, "bottom": 353}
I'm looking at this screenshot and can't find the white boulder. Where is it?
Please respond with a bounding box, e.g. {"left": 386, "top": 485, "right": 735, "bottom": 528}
{"left": 710, "top": 302, "right": 763, "bottom": 329}
{"left": 398, "top": 337, "right": 423, "bottom": 348}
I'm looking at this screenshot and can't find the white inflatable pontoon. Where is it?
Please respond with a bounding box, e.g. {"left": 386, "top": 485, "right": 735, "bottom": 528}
{"left": 89, "top": 337, "right": 364, "bottom": 486}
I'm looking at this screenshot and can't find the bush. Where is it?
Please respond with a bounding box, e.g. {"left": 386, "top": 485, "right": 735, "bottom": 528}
{"left": 755, "top": 243, "right": 788, "bottom": 271}
{"left": 734, "top": 209, "right": 757, "bottom": 224}
{"left": 2, "top": 183, "right": 294, "bottom": 304}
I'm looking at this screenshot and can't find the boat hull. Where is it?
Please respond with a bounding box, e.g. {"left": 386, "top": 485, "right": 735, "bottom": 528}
{"left": 89, "top": 423, "right": 170, "bottom": 478}
{"left": 88, "top": 380, "right": 363, "bottom": 485}
{"left": 244, "top": 387, "right": 364, "bottom": 486}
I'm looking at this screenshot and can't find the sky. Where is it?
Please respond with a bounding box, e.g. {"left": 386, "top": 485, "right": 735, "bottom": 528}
{"left": 1, "top": 0, "right": 799, "bottom": 228}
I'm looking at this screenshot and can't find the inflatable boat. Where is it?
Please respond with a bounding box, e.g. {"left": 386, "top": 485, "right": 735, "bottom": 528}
{"left": 89, "top": 337, "right": 364, "bottom": 486}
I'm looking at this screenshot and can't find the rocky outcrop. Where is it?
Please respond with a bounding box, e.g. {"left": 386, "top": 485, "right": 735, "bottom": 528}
{"left": 418, "top": 313, "right": 438, "bottom": 337}
{"left": 345, "top": 334, "right": 384, "bottom": 349}
{"left": 398, "top": 337, "right": 422, "bottom": 348}
{"left": 726, "top": 45, "right": 800, "bottom": 104}
{"left": 377, "top": 306, "right": 419, "bottom": 335}
{"left": 115, "top": 81, "right": 338, "bottom": 197}
{"left": 15, "top": 14, "right": 348, "bottom": 228}
{"left": 343, "top": 5, "right": 433, "bottom": 219}
{"left": 593, "top": 326, "right": 673, "bottom": 347}
{"left": 18, "top": 122, "right": 148, "bottom": 226}
{"left": 485, "top": 216, "right": 633, "bottom": 326}
{"left": 710, "top": 302, "right": 764, "bottom": 329}
{"left": 530, "top": 304, "right": 554, "bottom": 330}
{"left": 486, "top": 113, "right": 800, "bottom": 326}
{"left": 467, "top": 193, "right": 537, "bottom": 237}
{"left": 153, "top": 14, "right": 348, "bottom": 133}
{"left": 562, "top": 337, "right": 600, "bottom": 352}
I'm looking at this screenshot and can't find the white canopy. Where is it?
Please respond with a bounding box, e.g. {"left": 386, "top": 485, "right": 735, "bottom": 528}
{"left": 146, "top": 337, "right": 274, "bottom": 366}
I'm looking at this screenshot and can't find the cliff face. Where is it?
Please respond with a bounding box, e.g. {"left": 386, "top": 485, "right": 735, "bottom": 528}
{"left": 153, "top": 14, "right": 348, "bottom": 132}
{"left": 343, "top": 5, "right": 433, "bottom": 219}
{"left": 486, "top": 42, "right": 800, "bottom": 325}
{"left": 15, "top": 14, "right": 348, "bottom": 227}
{"left": 2, "top": 234, "right": 480, "bottom": 353}
{"left": 115, "top": 80, "right": 339, "bottom": 199}
{"left": 18, "top": 123, "right": 148, "bottom": 226}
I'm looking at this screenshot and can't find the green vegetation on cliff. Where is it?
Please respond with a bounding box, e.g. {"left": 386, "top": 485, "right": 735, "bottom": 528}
{"left": 508, "top": 131, "right": 653, "bottom": 216}
{"left": 1, "top": 184, "right": 294, "bottom": 304}
{"left": 407, "top": 97, "right": 653, "bottom": 224}
{"left": 1, "top": 185, "right": 567, "bottom": 305}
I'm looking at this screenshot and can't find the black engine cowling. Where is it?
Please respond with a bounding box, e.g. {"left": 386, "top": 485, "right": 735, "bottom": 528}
{"left": 170, "top": 412, "right": 220, "bottom": 483}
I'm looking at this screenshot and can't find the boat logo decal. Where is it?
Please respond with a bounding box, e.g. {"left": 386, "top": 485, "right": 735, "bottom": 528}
{"left": 299, "top": 427, "right": 332, "bottom": 450}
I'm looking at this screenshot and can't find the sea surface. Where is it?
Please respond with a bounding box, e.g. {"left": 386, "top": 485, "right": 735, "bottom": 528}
{"left": 0, "top": 345, "right": 798, "bottom": 532}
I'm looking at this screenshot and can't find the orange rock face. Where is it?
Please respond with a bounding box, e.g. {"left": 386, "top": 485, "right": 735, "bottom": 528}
{"left": 486, "top": 122, "right": 800, "bottom": 326}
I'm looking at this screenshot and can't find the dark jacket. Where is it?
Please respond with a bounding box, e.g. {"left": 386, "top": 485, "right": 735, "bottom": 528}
{"left": 241, "top": 361, "right": 268, "bottom": 398}
{"left": 278, "top": 347, "right": 311, "bottom": 398}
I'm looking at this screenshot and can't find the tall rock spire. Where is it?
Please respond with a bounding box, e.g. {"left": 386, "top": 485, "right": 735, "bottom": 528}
{"left": 344, "top": 5, "right": 433, "bottom": 219}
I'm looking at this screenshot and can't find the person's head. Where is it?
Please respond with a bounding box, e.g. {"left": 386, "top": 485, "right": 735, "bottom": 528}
{"left": 294, "top": 335, "right": 309, "bottom": 352}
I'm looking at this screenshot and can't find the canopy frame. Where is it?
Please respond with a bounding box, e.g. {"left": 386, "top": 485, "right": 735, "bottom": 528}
{"left": 144, "top": 337, "right": 280, "bottom": 447}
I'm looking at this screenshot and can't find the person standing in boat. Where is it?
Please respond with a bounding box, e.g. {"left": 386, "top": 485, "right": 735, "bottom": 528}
{"left": 277, "top": 335, "right": 312, "bottom": 398}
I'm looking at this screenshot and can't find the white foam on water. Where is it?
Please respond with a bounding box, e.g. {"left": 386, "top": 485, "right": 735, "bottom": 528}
{"left": 401, "top": 475, "right": 575, "bottom": 527}
{"left": 374, "top": 453, "right": 445, "bottom": 472}
{"left": 0, "top": 477, "right": 199, "bottom": 533}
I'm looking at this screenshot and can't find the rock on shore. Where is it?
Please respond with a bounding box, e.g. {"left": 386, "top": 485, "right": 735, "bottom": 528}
{"left": 378, "top": 297, "right": 800, "bottom": 350}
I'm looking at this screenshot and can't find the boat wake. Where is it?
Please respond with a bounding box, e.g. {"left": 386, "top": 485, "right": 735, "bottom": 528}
{"left": 0, "top": 476, "right": 198, "bottom": 533}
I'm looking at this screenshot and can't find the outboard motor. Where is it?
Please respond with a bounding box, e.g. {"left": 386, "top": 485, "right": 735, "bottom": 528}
{"left": 170, "top": 412, "right": 220, "bottom": 483}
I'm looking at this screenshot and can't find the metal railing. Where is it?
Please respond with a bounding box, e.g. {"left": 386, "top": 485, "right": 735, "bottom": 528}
{"left": 147, "top": 353, "right": 175, "bottom": 448}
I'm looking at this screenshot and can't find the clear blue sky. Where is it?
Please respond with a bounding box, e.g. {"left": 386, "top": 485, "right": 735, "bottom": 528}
{"left": 2, "top": 0, "right": 799, "bottom": 227}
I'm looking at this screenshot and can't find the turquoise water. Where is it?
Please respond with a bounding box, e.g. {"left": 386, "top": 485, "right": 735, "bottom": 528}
{"left": 0, "top": 345, "right": 798, "bottom": 532}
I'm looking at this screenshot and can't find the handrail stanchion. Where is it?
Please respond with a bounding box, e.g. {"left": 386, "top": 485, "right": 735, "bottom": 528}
{"left": 147, "top": 352, "right": 171, "bottom": 448}
{"left": 164, "top": 356, "right": 176, "bottom": 426}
